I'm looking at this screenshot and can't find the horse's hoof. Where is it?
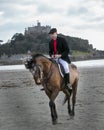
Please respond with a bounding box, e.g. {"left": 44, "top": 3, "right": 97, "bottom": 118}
{"left": 52, "top": 119, "right": 58, "bottom": 125}
{"left": 40, "top": 88, "right": 45, "bottom": 91}
{"left": 70, "top": 111, "right": 75, "bottom": 116}
{"left": 68, "top": 110, "right": 72, "bottom": 115}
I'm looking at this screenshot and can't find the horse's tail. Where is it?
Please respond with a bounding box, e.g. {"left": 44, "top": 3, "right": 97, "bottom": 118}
{"left": 71, "top": 63, "right": 77, "bottom": 69}
{"left": 63, "top": 95, "right": 68, "bottom": 105}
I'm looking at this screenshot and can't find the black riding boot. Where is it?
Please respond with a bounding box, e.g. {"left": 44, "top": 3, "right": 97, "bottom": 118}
{"left": 64, "top": 73, "right": 72, "bottom": 94}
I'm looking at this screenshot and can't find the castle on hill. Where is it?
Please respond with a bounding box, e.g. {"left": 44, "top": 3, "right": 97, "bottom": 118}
{"left": 24, "top": 21, "right": 51, "bottom": 35}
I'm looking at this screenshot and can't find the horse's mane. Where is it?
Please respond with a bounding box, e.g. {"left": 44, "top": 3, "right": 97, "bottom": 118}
{"left": 32, "top": 53, "right": 49, "bottom": 61}
{"left": 32, "top": 53, "right": 77, "bottom": 69}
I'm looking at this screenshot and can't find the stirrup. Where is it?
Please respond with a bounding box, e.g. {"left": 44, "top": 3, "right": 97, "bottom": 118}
{"left": 66, "top": 83, "right": 72, "bottom": 95}
{"left": 67, "top": 83, "right": 72, "bottom": 90}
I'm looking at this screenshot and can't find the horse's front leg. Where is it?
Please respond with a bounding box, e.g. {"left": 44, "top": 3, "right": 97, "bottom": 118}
{"left": 49, "top": 100, "right": 58, "bottom": 124}
{"left": 49, "top": 90, "right": 59, "bottom": 125}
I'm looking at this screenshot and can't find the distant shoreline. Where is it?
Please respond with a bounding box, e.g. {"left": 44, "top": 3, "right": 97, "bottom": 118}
{"left": 1, "top": 59, "right": 104, "bottom": 72}
{"left": 0, "top": 55, "right": 104, "bottom": 66}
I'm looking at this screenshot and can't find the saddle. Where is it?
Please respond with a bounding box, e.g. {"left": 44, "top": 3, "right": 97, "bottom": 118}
{"left": 49, "top": 58, "right": 66, "bottom": 77}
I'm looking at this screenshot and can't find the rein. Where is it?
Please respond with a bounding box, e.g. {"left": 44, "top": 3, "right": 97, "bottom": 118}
{"left": 42, "top": 61, "right": 53, "bottom": 83}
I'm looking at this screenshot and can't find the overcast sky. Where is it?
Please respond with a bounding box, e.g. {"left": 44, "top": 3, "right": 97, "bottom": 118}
{"left": 0, "top": 0, "right": 104, "bottom": 50}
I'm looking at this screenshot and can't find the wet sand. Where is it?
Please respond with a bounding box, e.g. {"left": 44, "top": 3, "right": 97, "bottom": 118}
{"left": 0, "top": 67, "right": 104, "bottom": 130}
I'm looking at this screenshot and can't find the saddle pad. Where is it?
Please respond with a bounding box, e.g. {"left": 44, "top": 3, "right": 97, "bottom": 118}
{"left": 49, "top": 58, "right": 66, "bottom": 78}
{"left": 58, "top": 63, "right": 65, "bottom": 78}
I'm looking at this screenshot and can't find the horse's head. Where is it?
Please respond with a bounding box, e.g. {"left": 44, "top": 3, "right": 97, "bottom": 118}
{"left": 24, "top": 53, "right": 52, "bottom": 85}
{"left": 24, "top": 56, "right": 43, "bottom": 85}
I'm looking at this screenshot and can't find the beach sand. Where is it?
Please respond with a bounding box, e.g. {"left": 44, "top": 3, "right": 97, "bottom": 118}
{"left": 0, "top": 67, "right": 104, "bottom": 130}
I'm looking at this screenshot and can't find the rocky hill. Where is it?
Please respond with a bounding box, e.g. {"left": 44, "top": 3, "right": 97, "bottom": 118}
{"left": 0, "top": 32, "right": 94, "bottom": 56}
{"left": 0, "top": 29, "right": 104, "bottom": 64}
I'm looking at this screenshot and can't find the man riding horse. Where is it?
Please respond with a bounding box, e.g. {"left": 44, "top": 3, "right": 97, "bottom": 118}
{"left": 24, "top": 28, "right": 79, "bottom": 124}
{"left": 48, "top": 28, "right": 72, "bottom": 93}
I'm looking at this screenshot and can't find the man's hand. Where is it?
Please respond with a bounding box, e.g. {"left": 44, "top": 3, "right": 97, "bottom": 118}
{"left": 51, "top": 55, "right": 54, "bottom": 58}
{"left": 51, "top": 54, "right": 61, "bottom": 59}
{"left": 54, "top": 54, "right": 61, "bottom": 58}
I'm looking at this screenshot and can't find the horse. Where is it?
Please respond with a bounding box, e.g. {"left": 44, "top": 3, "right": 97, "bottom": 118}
{"left": 25, "top": 54, "right": 79, "bottom": 125}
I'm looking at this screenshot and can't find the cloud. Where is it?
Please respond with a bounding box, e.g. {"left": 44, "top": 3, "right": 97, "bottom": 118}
{"left": 67, "top": 6, "right": 88, "bottom": 16}
{"left": 0, "top": 0, "right": 104, "bottom": 50}
{"left": 37, "top": 4, "right": 61, "bottom": 14}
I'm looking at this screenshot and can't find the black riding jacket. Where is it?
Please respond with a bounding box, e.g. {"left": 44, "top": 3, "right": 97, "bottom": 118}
{"left": 49, "top": 36, "right": 71, "bottom": 63}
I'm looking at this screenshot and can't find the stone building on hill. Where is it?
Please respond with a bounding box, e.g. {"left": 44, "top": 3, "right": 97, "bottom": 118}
{"left": 24, "top": 21, "right": 51, "bottom": 35}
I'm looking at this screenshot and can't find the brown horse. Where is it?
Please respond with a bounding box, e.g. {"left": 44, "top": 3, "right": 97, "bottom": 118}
{"left": 25, "top": 54, "right": 79, "bottom": 125}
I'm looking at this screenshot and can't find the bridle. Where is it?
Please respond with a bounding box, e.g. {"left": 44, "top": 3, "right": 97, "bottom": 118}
{"left": 30, "top": 64, "right": 42, "bottom": 79}
{"left": 27, "top": 60, "right": 53, "bottom": 83}
{"left": 25, "top": 57, "right": 53, "bottom": 86}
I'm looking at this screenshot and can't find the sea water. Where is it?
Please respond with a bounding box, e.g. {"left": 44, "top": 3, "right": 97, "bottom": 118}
{"left": 0, "top": 59, "right": 104, "bottom": 71}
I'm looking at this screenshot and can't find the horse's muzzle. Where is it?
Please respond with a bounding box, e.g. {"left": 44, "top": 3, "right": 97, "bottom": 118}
{"left": 35, "top": 78, "right": 42, "bottom": 85}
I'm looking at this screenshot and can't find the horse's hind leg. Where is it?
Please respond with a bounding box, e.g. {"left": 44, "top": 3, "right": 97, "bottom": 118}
{"left": 63, "top": 89, "right": 72, "bottom": 116}
{"left": 49, "top": 90, "right": 59, "bottom": 125}
{"left": 67, "top": 96, "right": 71, "bottom": 115}
{"left": 71, "top": 80, "right": 78, "bottom": 116}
